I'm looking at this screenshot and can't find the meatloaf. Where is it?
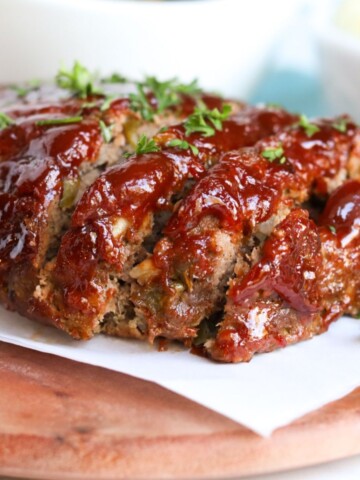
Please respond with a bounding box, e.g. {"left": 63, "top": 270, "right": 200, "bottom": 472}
{"left": 0, "top": 64, "right": 359, "bottom": 362}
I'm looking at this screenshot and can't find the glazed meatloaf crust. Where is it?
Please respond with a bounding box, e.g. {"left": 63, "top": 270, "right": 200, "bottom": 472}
{"left": 0, "top": 65, "right": 359, "bottom": 362}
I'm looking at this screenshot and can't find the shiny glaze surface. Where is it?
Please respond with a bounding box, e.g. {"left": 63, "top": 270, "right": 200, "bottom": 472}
{"left": 0, "top": 92, "right": 105, "bottom": 279}
{"left": 211, "top": 181, "right": 360, "bottom": 362}
{"left": 0, "top": 83, "right": 216, "bottom": 318}
{"left": 136, "top": 119, "right": 356, "bottom": 340}
{"left": 230, "top": 210, "right": 321, "bottom": 313}
{"left": 168, "top": 118, "right": 357, "bottom": 236}
{"left": 55, "top": 106, "right": 296, "bottom": 316}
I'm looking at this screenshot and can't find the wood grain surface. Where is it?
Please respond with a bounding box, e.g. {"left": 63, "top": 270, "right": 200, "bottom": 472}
{"left": 0, "top": 341, "right": 360, "bottom": 480}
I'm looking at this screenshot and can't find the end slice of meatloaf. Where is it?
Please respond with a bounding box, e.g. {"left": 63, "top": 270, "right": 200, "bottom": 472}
{"left": 33, "top": 105, "right": 296, "bottom": 339}
{"left": 0, "top": 80, "right": 223, "bottom": 326}
{"left": 130, "top": 117, "right": 359, "bottom": 344}
{"left": 206, "top": 180, "right": 360, "bottom": 362}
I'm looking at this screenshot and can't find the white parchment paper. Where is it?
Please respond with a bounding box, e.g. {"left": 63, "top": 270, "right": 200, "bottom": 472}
{"left": 0, "top": 307, "right": 359, "bottom": 437}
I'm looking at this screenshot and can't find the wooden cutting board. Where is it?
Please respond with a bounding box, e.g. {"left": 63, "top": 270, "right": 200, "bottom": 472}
{"left": 0, "top": 341, "right": 360, "bottom": 480}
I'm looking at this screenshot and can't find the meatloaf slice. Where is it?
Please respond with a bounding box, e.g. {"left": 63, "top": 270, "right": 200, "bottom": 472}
{"left": 207, "top": 180, "right": 360, "bottom": 362}
{"left": 35, "top": 105, "right": 296, "bottom": 339}
{"left": 130, "top": 117, "right": 359, "bottom": 343}
{"left": 0, "top": 78, "right": 217, "bottom": 324}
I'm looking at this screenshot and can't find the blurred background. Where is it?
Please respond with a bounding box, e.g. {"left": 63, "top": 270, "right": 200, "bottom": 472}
{"left": 0, "top": 0, "right": 359, "bottom": 119}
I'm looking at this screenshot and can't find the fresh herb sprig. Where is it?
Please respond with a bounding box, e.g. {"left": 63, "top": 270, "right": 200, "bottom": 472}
{"left": 328, "top": 225, "right": 337, "bottom": 234}
{"left": 36, "top": 116, "right": 83, "bottom": 126}
{"left": 11, "top": 79, "right": 40, "bottom": 98}
{"left": 120, "top": 133, "right": 160, "bottom": 157}
{"left": 130, "top": 77, "right": 202, "bottom": 121}
{"left": 296, "top": 115, "right": 320, "bottom": 138}
{"left": 135, "top": 135, "right": 161, "bottom": 155}
{"left": 261, "top": 145, "right": 286, "bottom": 164}
{"left": 167, "top": 138, "right": 199, "bottom": 156}
{"left": 101, "top": 72, "right": 127, "bottom": 84}
{"left": 184, "top": 103, "right": 231, "bottom": 137}
{"left": 99, "top": 120, "right": 113, "bottom": 143}
{"left": 0, "top": 112, "right": 14, "bottom": 130}
{"left": 56, "top": 61, "right": 103, "bottom": 98}
{"left": 332, "top": 118, "right": 348, "bottom": 133}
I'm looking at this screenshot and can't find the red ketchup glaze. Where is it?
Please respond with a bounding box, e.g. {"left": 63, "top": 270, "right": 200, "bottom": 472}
{"left": 165, "top": 118, "right": 357, "bottom": 237}
{"left": 270, "top": 117, "right": 357, "bottom": 196}
{"left": 0, "top": 94, "right": 103, "bottom": 276}
{"left": 230, "top": 210, "right": 322, "bottom": 313}
{"left": 54, "top": 107, "right": 296, "bottom": 312}
{"left": 71, "top": 150, "right": 203, "bottom": 229}
{"left": 319, "top": 180, "right": 360, "bottom": 235}
{"left": 142, "top": 118, "right": 357, "bottom": 343}
{"left": 212, "top": 182, "right": 360, "bottom": 362}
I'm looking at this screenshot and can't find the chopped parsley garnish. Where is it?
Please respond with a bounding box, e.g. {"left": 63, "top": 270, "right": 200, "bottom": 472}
{"left": 184, "top": 103, "right": 232, "bottom": 137}
{"left": 100, "top": 94, "right": 118, "bottom": 112}
{"left": 12, "top": 79, "right": 41, "bottom": 97}
{"left": 129, "top": 76, "right": 202, "bottom": 121}
{"left": 0, "top": 112, "right": 14, "bottom": 130}
{"left": 328, "top": 225, "right": 337, "bottom": 234}
{"left": 101, "top": 72, "right": 127, "bottom": 84}
{"left": 296, "top": 114, "right": 320, "bottom": 138}
{"left": 261, "top": 145, "right": 286, "bottom": 164}
{"left": 81, "top": 100, "right": 99, "bottom": 109}
{"left": 167, "top": 138, "right": 199, "bottom": 156}
{"left": 36, "top": 116, "right": 83, "bottom": 126}
{"left": 11, "top": 86, "right": 29, "bottom": 97}
{"left": 129, "top": 83, "right": 153, "bottom": 121}
{"left": 99, "top": 120, "right": 113, "bottom": 143}
{"left": 332, "top": 118, "right": 348, "bottom": 133}
{"left": 56, "top": 61, "right": 102, "bottom": 98}
{"left": 135, "top": 135, "right": 160, "bottom": 155}
{"left": 175, "top": 78, "right": 201, "bottom": 95}
{"left": 266, "top": 102, "right": 283, "bottom": 109}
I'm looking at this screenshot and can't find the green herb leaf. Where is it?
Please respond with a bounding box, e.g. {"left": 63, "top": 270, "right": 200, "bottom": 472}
{"left": 184, "top": 103, "right": 232, "bottom": 138}
{"left": 296, "top": 114, "right": 320, "bottom": 138}
{"left": 100, "top": 95, "right": 119, "bottom": 112}
{"left": 129, "top": 76, "right": 203, "bottom": 120}
{"left": 175, "top": 79, "right": 201, "bottom": 96}
{"left": 167, "top": 138, "right": 199, "bottom": 156}
{"left": 36, "top": 116, "right": 83, "bottom": 126}
{"left": 56, "top": 61, "right": 102, "bottom": 98}
{"left": 328, "top": 225, "right": 337, "bottom": 234}
{"left": 99, "top": 120, "right": 113, "bottom": 143}
{"left": 261, "top": 144, "right": 286, "bottom": 164}
{"left": 101, "top": 72, "right": 127, "bottom": 84}
{"left": 0, "top": 112, "right": 14, "bottom": 130}
{"left": 81, "top": 101, "right": 99, "bottom": 109}
{"left": 11, "top": 86, "right": 28, "bottom": 97}
{"left": 266, "top": 102, "right": 283, "bottom": 109}
{"left": 332, "top": 118, "right": 348, "bottom": 133}
{"left": 129, "top": 83, "right": 154, "bottom": 121}
{"left": 135, "top": 135, "right": 160, "bottom": 155}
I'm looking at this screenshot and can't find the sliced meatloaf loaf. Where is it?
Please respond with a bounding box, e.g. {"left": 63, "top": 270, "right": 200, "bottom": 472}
{"left": 131, "top": 117, "right": 359, "bottom": 344}
{"left": 35, "top": 104, "right": 296, "bottom": 339}
{"left": 1, "top": 68, "right": 359, "bottom": 363}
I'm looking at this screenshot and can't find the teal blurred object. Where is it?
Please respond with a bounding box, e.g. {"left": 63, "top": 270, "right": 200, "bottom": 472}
{"left": 250, "top": 68, "right": 330, "bottom": 117}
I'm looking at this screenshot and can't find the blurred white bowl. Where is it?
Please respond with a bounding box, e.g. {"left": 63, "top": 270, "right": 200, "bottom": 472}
{"left": 315, "top": 1, "right": 360, "bottom": 121}
{"left": 0, "top": 0, "right": 303, "bottom": 98}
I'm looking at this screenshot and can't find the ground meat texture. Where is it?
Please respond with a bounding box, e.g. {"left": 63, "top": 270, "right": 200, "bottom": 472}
{"left": 0, "top": 83, "right": 217, "bottom": 328}
{"left": 40, "top": 106, "right": 296, "bottom": 339}
{"left": 207, "top": 181, "right": 360, "bottom": 362}
{"left": 131, "top": 118, "right": 359, "bottom": 344}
